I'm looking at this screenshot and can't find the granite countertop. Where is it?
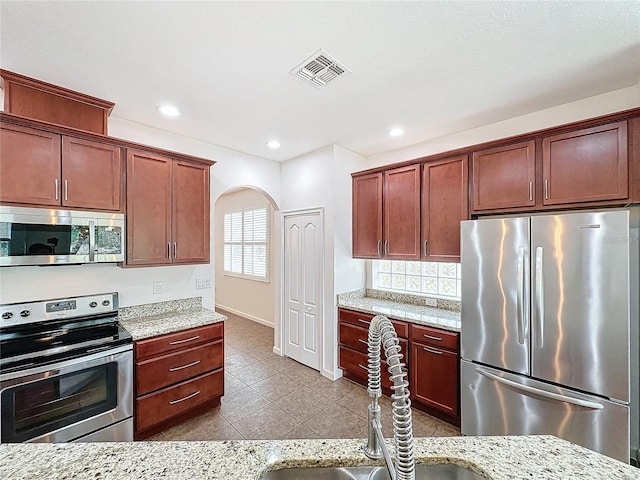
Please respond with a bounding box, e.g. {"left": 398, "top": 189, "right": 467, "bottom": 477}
{"left": 1, "top": 436, "right": 638, "bottom": 479}
{"left": 117, "top": 297, "right": 227, "bottom": 341}
{"left": 338, "top": 291, "right": 461, "bottom": 333}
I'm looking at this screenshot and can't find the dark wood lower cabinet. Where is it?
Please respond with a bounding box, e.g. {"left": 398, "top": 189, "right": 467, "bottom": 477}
{"left": 338, "top": 307, "right": 460, "bottom": 427}
{"left": 136, "top": 369, "right": 223, "bottom": 434}
{"left": 409, "top": 342, "right": 459, "bottom": 419}
{"left": 134, "top": 323, "right": 224, "bottom": 440}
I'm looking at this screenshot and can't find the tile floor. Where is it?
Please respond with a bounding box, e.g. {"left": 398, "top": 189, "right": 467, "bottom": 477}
{"left": 150, "top": 310, "right": 461, "bottom": 442}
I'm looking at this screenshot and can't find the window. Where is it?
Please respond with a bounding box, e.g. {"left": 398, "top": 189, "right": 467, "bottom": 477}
{"left": 372, "top": 260, "right": 461, "bottom": 299}
{"left": 223, "top": 207, "right": 268, "bottom": 280}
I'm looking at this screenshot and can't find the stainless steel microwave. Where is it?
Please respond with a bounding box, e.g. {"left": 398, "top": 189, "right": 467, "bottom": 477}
{"left": 0, "top": 206, "right": 125, "bottom": 266}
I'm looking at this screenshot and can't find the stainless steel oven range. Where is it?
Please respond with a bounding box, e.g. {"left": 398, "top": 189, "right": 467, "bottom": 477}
{"left": 0, "top": 292, "right": 133, "bottom": 443}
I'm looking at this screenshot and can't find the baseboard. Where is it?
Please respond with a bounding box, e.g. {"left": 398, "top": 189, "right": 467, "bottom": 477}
{"left": 272, "top": 346, "right": 282, "bottom": 356}
{"left": 321, "top": 368, "right": 343, "bottom": 381}
{"left": 215, "top": 303, "right": 274, "bottom": 328}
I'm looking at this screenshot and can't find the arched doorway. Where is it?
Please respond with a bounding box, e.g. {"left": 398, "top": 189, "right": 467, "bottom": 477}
{"left": 213, "top": 186, "right": 282, "bottom": 354}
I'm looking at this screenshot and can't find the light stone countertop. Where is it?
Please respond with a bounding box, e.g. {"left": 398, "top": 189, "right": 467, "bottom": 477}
{"left": 1, "top": 436, "right": 638, "bottom": 479}
{"left": 117, "top": 297, "right": 226, "bottom": 341}
{"left": 338, "top": 296, "right": 461, "bottom": 333}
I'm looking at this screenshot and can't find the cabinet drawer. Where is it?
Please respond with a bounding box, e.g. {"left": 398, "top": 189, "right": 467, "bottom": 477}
{"left": 410, "top": 324, "right": 459, "bottom": 352}
{"left": 339, "top": 345, "right": 396, "bottom": 391}
{"left": 136, "top": 339, "right": 223, "bottom": 395}
{"left": 338, "top": 308, "right": 409, "bottom": 338}
{"left": 339, "top": 321, "right": 369, "bottom": 353}
{"left": 136, "top": 369, "right": 223, "bottom": 433}
{"left": 135, "top": 323, "right": 224, "bottom": 360}
{"left": 339, "top": 322, "right": 409, "bottom": 361}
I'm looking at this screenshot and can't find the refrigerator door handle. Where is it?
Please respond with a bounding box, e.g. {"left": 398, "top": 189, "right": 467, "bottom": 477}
{"left": 476, "top": 367, "right": 604, "bottom": 410}
{"left": 516, "top": 246, "right": 526, "bottom": 344}
{"left": 534, "top": 246, "right": 544, "bottom": 349}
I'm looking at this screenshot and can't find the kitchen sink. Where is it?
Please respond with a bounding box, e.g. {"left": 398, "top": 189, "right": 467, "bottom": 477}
{"left": 259, "top": 463, "right": 487, "bottom": 479}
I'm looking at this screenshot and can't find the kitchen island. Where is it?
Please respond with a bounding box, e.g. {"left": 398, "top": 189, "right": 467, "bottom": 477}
{"left": 1, "top": 435, "right": 637, "bottom": 479}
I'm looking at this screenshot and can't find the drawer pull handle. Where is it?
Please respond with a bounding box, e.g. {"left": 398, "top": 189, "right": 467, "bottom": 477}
{"left": 357, "top": 363, "right": 369, "bottom": 372}
{"left": 169, "top": 360, "right": 201, "bottom": 372}
{"left": 423, "top": 346, "right": 443, "bottom": 355}
{"left": 357, "top": 319, "right": 371, "bottom": 325}
{"left": 358, "top": 339, "right": 368, "bottom": 346}
{"left": 169, "top": 390, "right": 201, "bottom": 405}
{"left": 169, "top": 335, "right": 201, "bottom": 345}
{"left": 423, "top": 334, "right": 443, "bottom": 341}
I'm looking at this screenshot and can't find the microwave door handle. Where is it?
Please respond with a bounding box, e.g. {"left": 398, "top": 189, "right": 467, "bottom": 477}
{"left": 534, "top": 246, "right": 544, "bottom": 348}
{"left": 89, "top": 221, "right": 96, "bottom": 262}
{"left": 476, "top": 367, "right": 604, "bottom": 410}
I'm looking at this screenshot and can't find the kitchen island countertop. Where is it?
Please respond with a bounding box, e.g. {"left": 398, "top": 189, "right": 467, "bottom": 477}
{"left": 1, "top": 435, "right": 637, "bottom": 479}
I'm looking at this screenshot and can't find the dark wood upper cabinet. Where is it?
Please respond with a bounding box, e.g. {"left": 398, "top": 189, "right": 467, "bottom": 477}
{"left": 353, "top": 162, "right": 464, "bottom": 261}
{"left": 421, "top": 155, "right": 468, "bottom": 261}
{"left": 126, "top": 150, "right": 210, "bottom": 267}
{"left": 383, "top": 165, "right": 421, "bottom": 259}
{"left": 542, "top": 121, "right": 628, "bottom": 205}
{"left": 471, "top": 140, "right": 536, "bottom": 212}
{"left": 352, "top": 173, "right": 383, "bottom": 258}
{"left": 1, "top": 69, "right": 114, "bottom": 135}
{"left": 0, "top": 123, "right": 61, "bottom": 206}
{"left": 172, "top": 161, "right": 210, "bottom": 264}
{"left": 62, "top": 137, "right": 122, "bottom": 211}
{"left": 126, "top": 150, "right": 172, "bottom": 266}
{"left": 0, "top": 123, "right": 121, "bottom": 211}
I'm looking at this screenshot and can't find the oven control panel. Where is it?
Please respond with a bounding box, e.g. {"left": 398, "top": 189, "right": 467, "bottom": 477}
{"left": 0, "top": 293, "right": 119, "bottom": 328}
{"left": 46, "top": 300, "right": 77, "bottom": 313}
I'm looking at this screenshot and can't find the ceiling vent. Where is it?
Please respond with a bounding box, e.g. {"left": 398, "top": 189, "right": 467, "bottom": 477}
{"left": 290, "top": 49, "right": 350, "bottom": 89}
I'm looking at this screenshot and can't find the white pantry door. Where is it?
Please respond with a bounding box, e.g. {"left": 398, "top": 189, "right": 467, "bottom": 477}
{"left": 283, "top": 210, "right": 323, "bottom": 370}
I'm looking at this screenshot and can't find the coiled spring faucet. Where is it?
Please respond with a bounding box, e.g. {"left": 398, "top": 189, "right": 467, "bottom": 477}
{"left": 363, "top": 315, "right": 415, "bottom": 480}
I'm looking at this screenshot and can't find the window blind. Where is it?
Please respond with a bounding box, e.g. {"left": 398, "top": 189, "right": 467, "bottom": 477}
{"left": 223, "top": 207, "right": 268, "bottom": 280}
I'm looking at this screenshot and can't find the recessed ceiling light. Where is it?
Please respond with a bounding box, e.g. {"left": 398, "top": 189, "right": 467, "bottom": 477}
{"left": 267, "top": 140, "right": 281, "bottom": 149}
{"left": 157, "top": 105, "right": 181, "bottom": 117}
{"left": 389, "top": 127, "right": 405, "bottom": 137}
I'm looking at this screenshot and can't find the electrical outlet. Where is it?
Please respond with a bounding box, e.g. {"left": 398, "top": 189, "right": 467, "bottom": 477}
{"left": 153, "top": 282, "right": 163, "bottom": 294}
{"left": 196, "top": 277, "right": 212, "bottom": 289}
{"left": 425, "top": 297, "right": 437, "bottom": 307}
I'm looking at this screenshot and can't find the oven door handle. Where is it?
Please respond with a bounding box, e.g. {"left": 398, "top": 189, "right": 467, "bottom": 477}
{"left": 0, "top": 344, "right": 133, "bottom": 383}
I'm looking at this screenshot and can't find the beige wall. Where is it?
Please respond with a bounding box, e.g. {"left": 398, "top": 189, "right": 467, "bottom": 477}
{"left": 214, "top": 188, "right": 277, "bottom": 327}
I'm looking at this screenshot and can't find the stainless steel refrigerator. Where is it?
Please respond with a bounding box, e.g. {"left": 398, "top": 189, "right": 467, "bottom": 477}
{"left": 460, "top": 208, "right": 639, "bottom": 464}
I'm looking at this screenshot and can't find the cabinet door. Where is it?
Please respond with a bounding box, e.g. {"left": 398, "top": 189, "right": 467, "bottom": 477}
{"left": 62, "top": 136, "right": 122, "bottom": 211}
{"left": 126, "top": 150, "right": 172, "bottom": 266}
{"left": 542, "top": 121, "right": 628, "bottom": 205}
{"left": 352, "top": 173, "right": 383, "bottom": 258}
{"left": 383, "top": 165, "right": 421, "bottom": 259}
{"left": 171, "top": 160, "right": 210, "bottom": 264}
{"left": 0, "top": 123, "right": 61, "bottom": 206}
{"left": 410, "top": 342, "right": 458, "bottom": 416}
{"left": 422, "top": 155, "right": 468, "bottom": 261}
{"left": 471, "top": 141, "right": 535, "bottom": 211}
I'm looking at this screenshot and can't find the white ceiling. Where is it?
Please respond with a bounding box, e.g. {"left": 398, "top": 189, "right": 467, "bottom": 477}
{"left": 1, "top": 1, "right": 639, "bottom": 162}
